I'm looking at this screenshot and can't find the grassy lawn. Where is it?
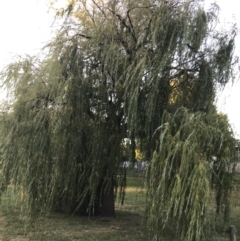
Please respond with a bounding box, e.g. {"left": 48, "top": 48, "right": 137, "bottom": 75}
{"left": 0, "top": 174, "right": 147, "bottom": 241}
{"left": 1, "top": 172, "right": 240, "bottom": 241}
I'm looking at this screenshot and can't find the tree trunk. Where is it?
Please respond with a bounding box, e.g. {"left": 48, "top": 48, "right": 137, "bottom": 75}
{"left": 93, "top": 176, "right": 116, "bottom": 217}
{"left": 101, "top": 182, "right": 115, "bottom": 217}
{"left": 228, "top": 225, "right": 237, "bottom": 241}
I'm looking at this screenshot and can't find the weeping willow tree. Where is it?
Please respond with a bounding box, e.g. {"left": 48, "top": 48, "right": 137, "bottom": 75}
{"left": 146, "top": 108, "right": 236, "bottom": 241}
{"left": 0, "top": 0, "right": 238, "bottom": 240}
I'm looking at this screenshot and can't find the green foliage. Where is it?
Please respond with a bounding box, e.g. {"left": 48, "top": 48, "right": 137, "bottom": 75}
{"left": 145, "top": 108, "right": 235, "bottom": 241}
{"left": 0, "top": 0, "right": 238, "bottom": 240}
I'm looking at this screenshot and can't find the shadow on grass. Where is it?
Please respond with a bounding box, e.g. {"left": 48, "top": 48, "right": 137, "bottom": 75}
{"left": 0, "top": 204, "right": 148, "bottom": 241}
{"left": 4, "top": 174, "right": 240, "bottom": 241}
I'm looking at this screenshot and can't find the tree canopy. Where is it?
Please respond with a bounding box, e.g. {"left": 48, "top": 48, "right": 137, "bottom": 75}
{"left": 0, "top": 0, "right": 238, "bottom": 240}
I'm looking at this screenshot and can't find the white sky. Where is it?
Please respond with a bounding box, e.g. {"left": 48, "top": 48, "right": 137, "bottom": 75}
{"left": 207, "top": 0, "right": 240, "bottom": 138}
{"left": 0, "top": 0, "right": 239, "bottom": 136}
{"left": 0, "top": 0, "right": 53, "bottom": 65}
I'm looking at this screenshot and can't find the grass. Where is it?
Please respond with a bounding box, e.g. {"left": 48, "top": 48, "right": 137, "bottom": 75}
{"left": 2, "top": 172, "right": 240, "bottom": 241}
{"left": 208, "top": 191, "right": 240, "bottom": 241}
{"left": 0, "top": 174, "right": 147, "bottom": 241}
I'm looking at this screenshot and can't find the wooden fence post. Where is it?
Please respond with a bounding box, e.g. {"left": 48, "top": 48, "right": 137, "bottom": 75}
{"left": 228, "top": 225, "right": 237, "bottom": 241}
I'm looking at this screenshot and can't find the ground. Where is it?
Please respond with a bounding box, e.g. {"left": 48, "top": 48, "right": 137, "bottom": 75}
{"left": 0, "top": 174, "right": 147, "bottom": 241}
{"left": 0, "top": 173, "right": 240, "bottom": 240}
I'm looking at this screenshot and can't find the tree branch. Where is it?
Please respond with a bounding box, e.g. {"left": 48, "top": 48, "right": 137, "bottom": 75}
{"left": 75, "top": 33, "right": 92, "bottom": 39}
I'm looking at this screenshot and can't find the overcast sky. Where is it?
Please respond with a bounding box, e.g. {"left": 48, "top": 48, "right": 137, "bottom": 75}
{"left": 206, "top": 0, "right": 240, "bottom": 138}
{"left": 0, "top": 0, "right": 52, "bottom": 65}
{"left": 0, "top": 0, "right": 239, "bottom": 136}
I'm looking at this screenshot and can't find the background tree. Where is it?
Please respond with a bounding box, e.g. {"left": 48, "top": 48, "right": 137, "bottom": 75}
{"left": 0, "top": 0, "right": 238, "bottom": 240}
